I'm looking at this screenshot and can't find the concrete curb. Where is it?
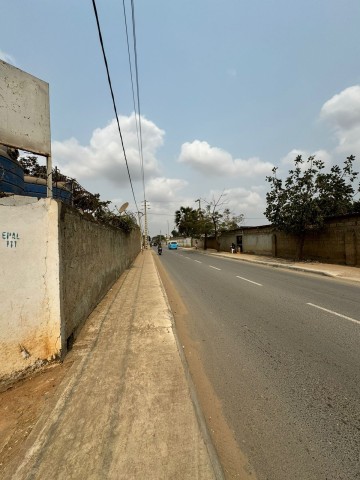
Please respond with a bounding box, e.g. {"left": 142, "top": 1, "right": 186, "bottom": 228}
{"left": 153, "top": 252, "right": 226, "bottom": 480}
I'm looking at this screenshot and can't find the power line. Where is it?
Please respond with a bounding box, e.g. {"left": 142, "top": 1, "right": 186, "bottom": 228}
{"left": 122, "top": 0, "right": 143, "bottom": 191}
{"left": 130, "top": 0, "right": 146, "bottom": 202}
{"left": 91, "top": 0, "right": 139, "bottom": 213}
{"left": 128, "top": 0, "right": 148, "bottom": 246}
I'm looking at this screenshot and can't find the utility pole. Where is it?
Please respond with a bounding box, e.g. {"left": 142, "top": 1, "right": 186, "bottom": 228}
{"left": 144, "top": 200, "right": 149, "bottom": 249}
{"left": 195, "top": 198, "right": 201, "bottom": 211}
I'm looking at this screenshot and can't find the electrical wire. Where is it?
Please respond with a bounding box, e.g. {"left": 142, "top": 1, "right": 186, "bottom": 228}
{"left": 122, "top": 0, "right": 143, "bottom": 191}
{"left": 91, "top": 0, "right": 139, "bottom": 214}
{"left": 130, "top": 0, "right": 146, "bottom": 202}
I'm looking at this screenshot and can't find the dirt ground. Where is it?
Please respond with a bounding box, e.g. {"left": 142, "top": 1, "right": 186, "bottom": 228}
{"left": 0, "top": 359, "right": 73, "bottom": 474}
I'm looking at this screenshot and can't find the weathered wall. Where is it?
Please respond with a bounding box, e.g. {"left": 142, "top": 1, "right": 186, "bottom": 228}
{"left": 58, "top": 203, "right": 141, "bottom": 348}
{"left": 172, "top": 237, "right": 192, "bottom": 247}
{"left": 212, "top": 215, "right": 360, "bottom": 266}
{"left": 0, "top": 198, "right": 141, "bottom": 383}
{"left": 243, "top": 230, "right": 273, "bottom": 255}
{"left": 0, "top": 198, "right": 62, "bottom": 379}
{"left": 270, "top": 218, "right": 360, "bottom": 265}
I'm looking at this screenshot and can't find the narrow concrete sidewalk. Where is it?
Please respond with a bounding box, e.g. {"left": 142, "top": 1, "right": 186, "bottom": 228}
{"left": 196, "top": 248, "right": 360, "bottom": 283}
{"left": 4, "top": 251, "right": 220, "bottom": 480}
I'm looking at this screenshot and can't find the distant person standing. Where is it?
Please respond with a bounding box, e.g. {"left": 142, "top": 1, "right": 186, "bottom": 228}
{"left": 231, "top": 242, "right": 236, "bottom": 254}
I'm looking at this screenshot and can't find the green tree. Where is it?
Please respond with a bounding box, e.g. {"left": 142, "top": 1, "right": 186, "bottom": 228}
{"left": 175, "top": 195, "right": 244, "bottom": 250}
{"left": 265, "top": 154, "right": 359, "bottom": 259}
{"left": 19, "top": 155, "right": 47, "bottom": 178}
{"left": 174, "top": 207, "right": 200, "bottom": 237}
{"left": 203, "top": 193, "right": 244, "bottom": 249}
{"left": 220, "top": 208, "right": 244, "bottom": 231}
{"left": 152, "top": 235, "right": 166, "bottom": 245}
{"left": 18, "top": 155, "right": 138, "bottom": 233}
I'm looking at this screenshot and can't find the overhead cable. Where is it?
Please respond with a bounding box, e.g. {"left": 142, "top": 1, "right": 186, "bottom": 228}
{"left": 122, "top": 0, "right": 144, "bottom": 198}
{"left": 130, "top": 0, "right": 146, "bottom": 202}
{"left": 91, "top": 0, "right": 139, "bottom": 213}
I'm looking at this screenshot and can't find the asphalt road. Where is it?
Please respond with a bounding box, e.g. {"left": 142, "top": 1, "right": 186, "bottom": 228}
{"left": 157, "top": 247, "right": 360, "bottom": 480}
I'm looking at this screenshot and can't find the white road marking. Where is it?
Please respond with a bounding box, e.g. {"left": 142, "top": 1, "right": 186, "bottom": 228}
{"left": 307, "top": 303, "right": 360, "bottom": 326}
{"left": 185, "top": 257, "right": 191, "bottom": 260}
{"left": 236, "top": 275, "right": 262, "bottom": 286}
{"left": 209, "top": 265, "right": 221, "bottom": 271}
{"left": 194, "top": 260, "right": 202, "bottom": 263}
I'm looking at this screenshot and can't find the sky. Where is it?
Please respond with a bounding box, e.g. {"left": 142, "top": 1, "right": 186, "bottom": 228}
{"left": 1, "top": 0, "right": 360, "bottom": 237}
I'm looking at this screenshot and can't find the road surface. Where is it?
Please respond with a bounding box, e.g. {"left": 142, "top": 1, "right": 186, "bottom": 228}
{"left": 156, "top": 247, "right": 360, "bottom": 480}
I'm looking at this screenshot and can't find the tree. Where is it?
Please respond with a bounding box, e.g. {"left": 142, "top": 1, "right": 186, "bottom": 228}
{"left": 152, "top": 235, "right": 166, "bottom": 245}
{"left": 19, "top": 155, "right": 47, "bottom": 178}
{"left": 265, "top": 154, "right": 359, "bottom": 259}
{"left": 174, "top": 207, "right": 200, "bottom": 237}
{"left": 18, "top": 155, "right": 138, "bottom": 233}
{"left": 202, "top": 193, "right": 244, "bottom": 249}
{"left": 175, "top": 194, "right": 244, "bottom": 250}
{"left": 220, "top": 208, "right": 244, "bottom": 231}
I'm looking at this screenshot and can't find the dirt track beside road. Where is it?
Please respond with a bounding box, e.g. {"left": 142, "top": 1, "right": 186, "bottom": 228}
{"left": 0, "top": 360, "right": 73, "bottom": 474}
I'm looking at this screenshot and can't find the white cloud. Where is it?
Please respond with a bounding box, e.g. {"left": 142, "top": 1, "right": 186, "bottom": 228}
{"left": 320, "top": 85, "right": 360, "bottom": 130}
{"left": 320, "top": 85, "right": 360, "bottom": 156}
{"left": 281, "top": 148, "right": 331, "bottom": 167}
{"left": 178, "top": 140, "right": 273, "bottom": 177}
{"left": 146, "top": 177, "right": 188, "bottom": 203}
{"left": 0, "top": 49, "right": 16, "bottom": 64}
{"left": 52, "top": 113, "right": 164, "bottom": 185}
{"left": 206, "top": 187, "right": 266, "bottom": 219}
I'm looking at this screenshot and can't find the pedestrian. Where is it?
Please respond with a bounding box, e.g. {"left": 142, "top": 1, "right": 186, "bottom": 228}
{"left": 231, "top": 242, "right": 236, "bottom": 254}
{"left": 195, "top": 240, "right": 198, "bottom": 250}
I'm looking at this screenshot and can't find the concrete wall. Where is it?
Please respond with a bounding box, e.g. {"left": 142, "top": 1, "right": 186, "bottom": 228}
{"left": 244, "top": 233, "right": 273, "bottom": 255}
{"left": 269, "top": 219, "right": 360, "bottom": 265}
{"left": 0, "top": 198, "right": 61, "bottom": 379}
{"left": 59, "top": 203, "right": 140, "bottom": 347}
{"left": 0, "top": 197, "right": 141, "bottom": 383}
{"left": 210, "top": 215, "right": 360, "bottom": 266}
{"left": 173, "top": 237, "right": 192, "bottom": 247}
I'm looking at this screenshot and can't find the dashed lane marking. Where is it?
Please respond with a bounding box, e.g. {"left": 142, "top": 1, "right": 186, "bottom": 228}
{"left": 307, "top": 303, "right": 360, "bottom": 326}
{"left": 209, "top": 266, "right": 221, "bottom": 271}
{"left": 236, "top": 275, "right": 262, "bottom": 286}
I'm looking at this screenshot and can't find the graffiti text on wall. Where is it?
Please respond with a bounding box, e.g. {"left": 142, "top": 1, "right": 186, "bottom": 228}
{"left": 2, "top": 232, "right": 20, "bottom": 248}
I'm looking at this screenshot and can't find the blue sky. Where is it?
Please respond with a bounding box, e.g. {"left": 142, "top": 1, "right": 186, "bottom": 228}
{"left": 2, "top": 0, "right": 360, "bottom": 236}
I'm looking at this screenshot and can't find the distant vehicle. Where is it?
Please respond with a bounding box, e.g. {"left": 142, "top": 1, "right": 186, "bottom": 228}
{"left": 168, "top": 241, "right": 178, "bottom": 250}
{"left": 157, "top": 245, "right": 162, "bottom": 255}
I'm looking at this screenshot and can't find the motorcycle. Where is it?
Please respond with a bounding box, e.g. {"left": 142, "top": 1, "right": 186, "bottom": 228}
{"left": 157, "top": 246, "right": 162, "bottom": 255}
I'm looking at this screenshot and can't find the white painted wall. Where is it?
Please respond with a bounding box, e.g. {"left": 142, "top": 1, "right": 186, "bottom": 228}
{"left": 173, "top": 237, "right": 192, "bottom": 247}
{"left": 0, "top": 198, "right": 61, "bottom": 379}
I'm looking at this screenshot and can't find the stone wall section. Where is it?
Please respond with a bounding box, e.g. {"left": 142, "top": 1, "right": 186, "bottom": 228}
{"left": 58, "top": 203, "right": 140, "bottom": 348}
